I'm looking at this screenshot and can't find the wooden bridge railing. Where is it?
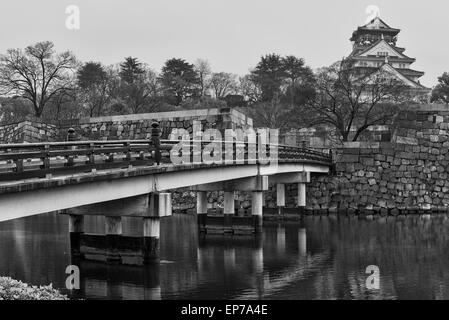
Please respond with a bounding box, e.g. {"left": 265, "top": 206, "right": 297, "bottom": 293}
{"left": 0, "top": 139, "right": 332, "bottom": 182}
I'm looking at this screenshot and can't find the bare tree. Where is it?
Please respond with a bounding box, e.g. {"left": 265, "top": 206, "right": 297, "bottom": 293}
{"left": 238, "top": 75, "right": 262, "bottom": 104}
{"left": 194, "top": 58, "right": 212, "bottom": 97}
{"left": 0, "top": 41, "right": 77, "bottom": 118}
{"left": 45, "top": 85, "right": 78, "bottom": 122}
{"left": 306, "top": 60, "right": 412, "bottom": 142}
{"left": 210, "top": 72, "right": 238, "bottom": 99}
{"left": 249, "top": 96, "right": 292, "bottom": 131}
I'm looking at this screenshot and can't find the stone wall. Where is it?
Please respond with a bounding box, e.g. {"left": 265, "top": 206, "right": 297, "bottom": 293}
{"left": 172, "top": 189, "right": 253, "bottom": 214}
{"left": 0, "top": 108, "right": 253, "bottom": 143}
{"left": 303, "top": 105, "right": 449, "bottom": 212}
{"left": 59, "top": 107, "right": 253, "bottom": 141}
{"left": 0, "top": 121, "right": 58, "bottom": 143}
{"left": 281, "top": 125, "right": 391, "bottom": 149}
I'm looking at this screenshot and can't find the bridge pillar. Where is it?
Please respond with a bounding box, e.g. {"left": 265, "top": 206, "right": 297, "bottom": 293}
{"left": 276, "top": 183, "right": 285, "bottom": 215}
{"left": 105, "top": 216, "right": 122, "bottom": 263}
{"left": 252, "top": 191, "right": 263, "bottom": 233}
{"left": 143, "top": 192, "right": 172, "bottom": 262}
{"left": 196, "top": 191, "right": 208, "bottom": 232}
{"left": 297, "top": 183, "right": 306, "bottom": 207}
{"left": 143, "top": 217, "right": 160, "bottom": 263}
{"left": 223, "top": 191, "right": 235, "bottom": 233}
{"left": 69, "top": 215, "right": 84, "bottom": 259}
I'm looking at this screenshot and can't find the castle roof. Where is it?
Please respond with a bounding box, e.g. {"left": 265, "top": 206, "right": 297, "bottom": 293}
{"left": 354, "top": 63, "right": 428, "bottom": 90}
{"left": 350, "top": 39, "right": 414, "bottom": 61}
{"left": 350, "top": 17, "right": 400, "bottom": 41}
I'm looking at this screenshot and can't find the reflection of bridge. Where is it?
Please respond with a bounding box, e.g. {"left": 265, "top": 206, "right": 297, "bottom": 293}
{"left": 71, "top": 223, "right": 330, "bottom": 299}
{"left": 0, "top": 138, "right": 331, "bottom": 263}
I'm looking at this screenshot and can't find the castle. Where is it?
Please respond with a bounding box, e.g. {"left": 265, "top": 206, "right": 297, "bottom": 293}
{"left": 347, "top": 16, "right": 430, "bottom": 95}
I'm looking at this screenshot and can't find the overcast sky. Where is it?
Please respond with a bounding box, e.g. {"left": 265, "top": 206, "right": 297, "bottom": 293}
{"left": 1, "top": 0, "right": 447, "bottom": 87}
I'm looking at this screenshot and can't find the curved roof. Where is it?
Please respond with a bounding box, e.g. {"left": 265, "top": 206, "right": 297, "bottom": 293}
{"left": 350, "top": 39, "right": 413, "bottom": 60}
{"left": 350, "top": 17, "right": 400, "bottom": 41}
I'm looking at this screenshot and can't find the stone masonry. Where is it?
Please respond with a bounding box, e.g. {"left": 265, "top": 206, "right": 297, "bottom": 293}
{"left": 0, "top": 121, "right": 58, "bottom": 143}
{"left": 58, "top": 107, "right": 253, "bottom": 141}
{"left": 0, "top": 108, "right": 253, "bottom": 143}
{"left": 301, "top": 105, "right": 449, "bottom": 213}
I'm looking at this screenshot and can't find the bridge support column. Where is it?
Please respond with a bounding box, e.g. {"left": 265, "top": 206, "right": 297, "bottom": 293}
{"left": 223, "top": 191, "right": 235, "bottom": 233}
{"left": 297, "top": 183, "right": 306, "bottom": 207}
{"left": 105, "top": 216, "right": 122, "bottom": 263}
{"left": 143, "top": 217, "right": 160, "bottom": 263}
{"left": 69, "top": 215, "right": 84, "bottom": 259}
{"left": 252, "top": 191, "right": 263, "bottom": 233}
{"left": 197, "top": 191, "right": 208, "bottom": 232}
{"left": 276, "top": 183, "right": 285, "bottom": 215}
{"left": 143, "top": 192, "right": 172, "bottom": 262}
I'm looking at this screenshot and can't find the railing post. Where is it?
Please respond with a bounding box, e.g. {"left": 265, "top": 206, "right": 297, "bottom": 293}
{"left": 256, "top": 131, "right": 259, "bottom": 164}
{"left": 125, "top": 141, "right": 132, "bottom": 162}
{"left": 66, "top": 128, "right": 76, "bottom": 167}
{"left": 88, "top": 142, "right": 95, "bottom": 165}
{"left": 15, "top": 159, "right": 24, "bottom": 173}
{"left": 151, "top": 122, "right": 161, "bottom": 165}
{"left": 43, "top": 144, "right": 51, "bottom": 178}
{"left": 67, "top": 128, "right": 76, "bottom": 142}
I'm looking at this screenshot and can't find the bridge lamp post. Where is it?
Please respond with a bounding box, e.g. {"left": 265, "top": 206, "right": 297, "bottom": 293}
{"left": 67, "top": 128, "right": 76, "bottom": 141}
{"left": 151, "top": 122, "right": 162, "bottom": 165}
{"left": 66, "top": 128, "right": 76, "bottom": 167}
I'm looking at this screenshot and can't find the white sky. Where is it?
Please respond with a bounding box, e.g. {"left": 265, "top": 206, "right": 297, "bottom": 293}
{"left": 1, "top": 0, "right": 447, "bottom": 87}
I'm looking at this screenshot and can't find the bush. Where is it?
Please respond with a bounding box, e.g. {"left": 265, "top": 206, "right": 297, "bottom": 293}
{"left": 0, "top": 277, "right": 69, "bottom": 300}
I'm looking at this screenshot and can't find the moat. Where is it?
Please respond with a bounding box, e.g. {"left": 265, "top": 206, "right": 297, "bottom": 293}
{"left": 0, "top": 211, "right": 448, "bottom": 299}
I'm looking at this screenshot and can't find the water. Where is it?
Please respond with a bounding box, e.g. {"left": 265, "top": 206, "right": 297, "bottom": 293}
{"left": 1, "top": 212, "right": 449, "bottom": 299}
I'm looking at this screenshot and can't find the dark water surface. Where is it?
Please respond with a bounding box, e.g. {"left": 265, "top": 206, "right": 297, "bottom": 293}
{"left": 1, "top": 212, "right": 449, "bottom": 299}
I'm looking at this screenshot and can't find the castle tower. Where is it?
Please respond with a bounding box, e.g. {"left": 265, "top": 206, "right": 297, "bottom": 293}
{"left": 348, "top": 16, "right": 429, "bottom": 93}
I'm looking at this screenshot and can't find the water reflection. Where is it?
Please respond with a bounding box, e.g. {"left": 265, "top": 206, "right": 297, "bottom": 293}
{"left": 1, "top": 213, "right": 449, "bottom": 299}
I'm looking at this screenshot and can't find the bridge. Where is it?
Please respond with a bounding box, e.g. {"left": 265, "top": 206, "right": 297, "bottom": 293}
{"left": 0, "top": 134, "right": 332, "bottom": 264}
